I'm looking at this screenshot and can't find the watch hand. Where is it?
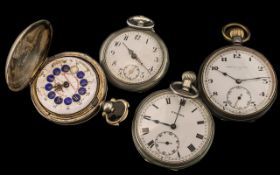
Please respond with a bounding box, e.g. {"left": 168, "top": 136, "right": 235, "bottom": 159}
{"left": 214, "top": 69, "right": 246, "bottom": 84}
{"left": 215, "top": 69, "right": 238, "bottom": 81}
{"left": 143, "top": 116, "right": 171, "bottom": 127}
{"left": 54, "top": 83, "right": 63, "bottom": 92}
{"left": 172, "top": 100, "right": 184, "bottom": 128}
{"left": 62, "top": 73, "right": 76, "bottom": 92}
{"left": 239, "top": 77, "right": 270, "bottom": 82}
{"left": 234, "top": 94, "right": 243, "bottom": 108}
{"left": 122, "top": 42, "right": 134, "bottom": 56}
{"left": 157, "top": 141, "right": 172, "bottom": 145}
{"left": 122, "top": 42, "right": 151, "bottom": 74}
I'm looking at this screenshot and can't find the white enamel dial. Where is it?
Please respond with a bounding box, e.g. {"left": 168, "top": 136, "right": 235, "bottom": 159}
{"left": 133, "top": 90, "right": 214, "bottom": 167}
{"left": 201, "top": 47, "right": 277, "bottom": 116}
{"left": 104, "top": 30, "right": 164, "bottom": 84}
{"left": 35, "top": 57, "right": 98, "bottom": 115}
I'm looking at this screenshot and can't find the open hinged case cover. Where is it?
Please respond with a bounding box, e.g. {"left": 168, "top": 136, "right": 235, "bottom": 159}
{"left": 5, "top": 20, "right": 53, "bottom": 91}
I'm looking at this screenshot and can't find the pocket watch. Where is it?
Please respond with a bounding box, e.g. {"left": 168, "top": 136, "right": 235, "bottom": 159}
{"left": 100, "top": 15, "right": 169, "bottom": 92}
{"left": 198, "top": 23, "right": 277, "bottom": 122}
{"left": 5, "top": 20, "right": 129, "bottom": 125}
{"left": 132, "top": 71, "right": 215, "bottom": 170}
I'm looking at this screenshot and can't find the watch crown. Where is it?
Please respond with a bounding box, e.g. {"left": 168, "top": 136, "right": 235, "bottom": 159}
{"left": 182, "top": 71, "right": 196, "bottom": 92}
{"left": 182, "top": 71, "right": 196, "bottom": 83}
{"left": 222, "top": 23, "right": 251, "bottom": 44}
{"left": 127, "top": 15, "right": 154, "bottom": 29}
{"left": 229, "top": 27, "right": 245, "bottom": 39}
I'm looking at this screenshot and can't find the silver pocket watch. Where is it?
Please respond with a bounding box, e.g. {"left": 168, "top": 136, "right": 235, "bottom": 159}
{"left": 100, "top": 15, "right": 169, "bottom": 92}
{"left": 198, "top": 23, "right": 277, "bottom": 121}
{"left": 5, "top": 20, "right": 129, "bottom": 125}
{"left": 132, "top": 71, "right": 215, "bottom": 170}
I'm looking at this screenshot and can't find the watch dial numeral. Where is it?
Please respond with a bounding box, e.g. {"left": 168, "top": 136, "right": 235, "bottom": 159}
{"left": 192, "top": 107, "right": 198, "bottom": 113}
{"left": 153, "top": 47, "right": 158, "bottom": 52}
{"left": 180, "top": 99, "right": 186, "bottom": 106}
{"left": 142, "top": 128, "right": 149, "bottom": 135}
{"left": 135, "top": 34, "right": 141, "bottom": 40}
{"left": 258, "top": 66, "right": 264, "bottom": 71}
{"left": 110, "top": 50, "right": 115, "bottom": 55}
{"left": 123, "top": 35, "right": 129, "bottom": 41}
{"left": 148, "top": 140, "right": 155, "bottom": 148}
{"left": 212, "top": 66, "right": 219, "bottom": 70}
{"left": 233, "top": 53, "right": 241, "bottom": 58}
{"left": 146, "top": 39, "right": 149, "bottom": 44}
{"left": 197, "top": 120, "right": 205, "bottom": 125}
{"left": 221, "top": 57, "right": 227, "bottom": 61}
{"left": 166, "top": 97, "right": 171, "bottom": 104}
{"left": 187, "top": 144, "right": 196, "bottom": 152}
{"left": 154, "top": 57, "right": 159, "bottom": 62}
{"left": 114, "top": 41, "right": 121, "bottom": 47}
{"left": 152, "top": 104, "right": 159, "bottom": 109}
{"left": 196, "top": 133, "right": 204, "bottom": 139}
{"left": 259, "top": 92, "right": 265, "bottom": 96}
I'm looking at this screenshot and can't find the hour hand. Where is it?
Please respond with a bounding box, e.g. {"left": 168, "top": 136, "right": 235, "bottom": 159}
{"left": 143, "top": 116, "right": 171, "bottom": 127}
{"left": 215, "top": 69, "right": 237, "bottom": 81}
{"left": 122, "top": 42, "right": 151, "bottom": 74}
{"left": 122, "top": 42, "right": 135, "bottom": 57}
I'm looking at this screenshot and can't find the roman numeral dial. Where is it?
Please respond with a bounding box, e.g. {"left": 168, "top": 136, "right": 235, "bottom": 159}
{"left": 133, "top": 90, "right": 214, "bottom": 165}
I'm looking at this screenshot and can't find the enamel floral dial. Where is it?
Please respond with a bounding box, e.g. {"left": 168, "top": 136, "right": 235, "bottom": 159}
{"left": 132, "top": 90, "right": 214, "bottom": 170}
{"left": 31, "top": 52, "right": 107, "bottom": 125}
{"left": 35, "top": 56, "right": 98, "bottom": 115}
{"left": 199, "top": 23, "right": 277, "bottom": 121}
{"left": 100, "top": 16, "right": 169, "bottom": 92}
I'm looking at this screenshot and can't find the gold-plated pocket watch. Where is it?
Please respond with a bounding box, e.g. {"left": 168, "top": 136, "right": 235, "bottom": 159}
{"left": 100, "top": 15, "right": 169, "bottom": 92}
{"left": 5, "top": 20, "right": 129, "bottom": 125}
{"left": 198, "top": 23, "right": 277, "bottom": 121}
{"left": 132, "top": 71, "right": 215, "bottom": 170}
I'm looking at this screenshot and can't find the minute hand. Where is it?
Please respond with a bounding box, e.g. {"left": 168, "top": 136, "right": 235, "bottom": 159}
{"left": 122, "top": 42, "right": 151, "bottom": 74}
{"left": 239, "top": 77, "right": 270, "bottom": 82}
